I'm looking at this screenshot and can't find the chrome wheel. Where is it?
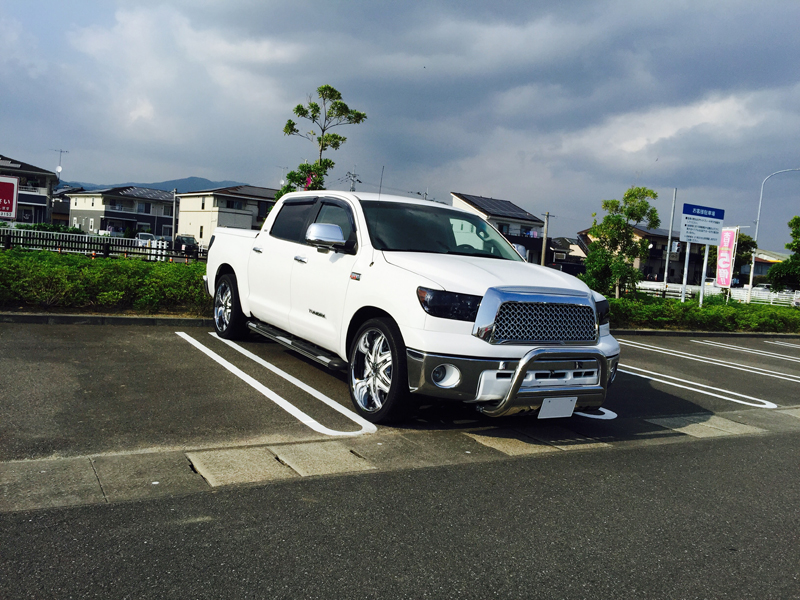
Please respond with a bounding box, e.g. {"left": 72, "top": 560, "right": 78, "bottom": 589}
{"left": 214, "top": 279, "right": 233, "bottom": 333}
{"left": 351, "top": 327, "right": 393, "bottom": 413}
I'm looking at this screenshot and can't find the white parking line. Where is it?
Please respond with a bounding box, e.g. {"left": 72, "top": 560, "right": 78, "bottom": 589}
{"left": 691, "top": 340, "right": 800, "bottom": 363}
{"left": 618, "top": 339, "right": 800, "bottom": 383}
{"left": 618, "top": 364, "right": 778, "bottom": 408}
{"left": 176, "top": 332, "right": 376, "bottom": 437}
{"left": 765, "top": 340, "right": 800, "bottom": 350}
{"left": 574, "top": 408, "right": 618, "bottom": 420}
{"left": 209, "top": 333, "right": 378, "bottom": 432}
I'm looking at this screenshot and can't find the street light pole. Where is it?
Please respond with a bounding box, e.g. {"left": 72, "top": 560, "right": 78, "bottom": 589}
{"left": 746, "top": 168, "right": 800, "bottom": 301}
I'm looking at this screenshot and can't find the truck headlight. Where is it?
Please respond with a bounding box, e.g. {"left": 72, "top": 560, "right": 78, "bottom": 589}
{"left": 416, "top": 287, "right": 482, "bottom": 322}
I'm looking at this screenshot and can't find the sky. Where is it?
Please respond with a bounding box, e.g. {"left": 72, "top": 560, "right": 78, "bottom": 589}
{"left": 2, "top": 0, "right": 800, "bottom": 252}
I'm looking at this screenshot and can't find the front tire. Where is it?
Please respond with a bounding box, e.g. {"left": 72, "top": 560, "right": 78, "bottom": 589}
{"left": 348, "top": 318, "right": 410, "bottom": 424}
{"left": 214, "top": 273, "right": 247, "bottom": 340}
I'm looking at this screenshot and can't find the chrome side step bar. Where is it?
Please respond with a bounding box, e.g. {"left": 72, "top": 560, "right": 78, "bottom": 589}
{"left": 247, "top": 320, "right": 347, "bottom": 371}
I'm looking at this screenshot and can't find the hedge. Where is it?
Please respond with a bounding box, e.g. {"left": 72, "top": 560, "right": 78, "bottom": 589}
{"left": 609, "top": 295, "right": 800, "bottom": 333}
{"left": 0, "top": 249, "right": 212, "bottom": 316}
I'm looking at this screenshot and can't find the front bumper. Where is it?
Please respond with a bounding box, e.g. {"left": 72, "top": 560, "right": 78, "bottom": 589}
{"left": 407, "top": 347, "right": 619, "bottom": 418}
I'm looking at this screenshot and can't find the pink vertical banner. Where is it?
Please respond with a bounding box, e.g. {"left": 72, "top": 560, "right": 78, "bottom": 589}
{"left": 715, "top": 227, "right": 738, "bottom": 288}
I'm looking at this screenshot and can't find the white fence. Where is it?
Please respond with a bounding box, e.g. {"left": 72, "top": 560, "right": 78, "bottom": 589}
{"left": 637, "top": 281, "right": 800, "bottom": 307}
{"left": 1, "top": 228, "right": 183, "bottom": 261}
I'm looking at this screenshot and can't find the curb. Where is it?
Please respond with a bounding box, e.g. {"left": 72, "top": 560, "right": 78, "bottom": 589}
{"left": 0, "top": 312, "right": 213, "bottom": 327}
{"left": 611, "top": 328, "right": 800, "bottom": 338}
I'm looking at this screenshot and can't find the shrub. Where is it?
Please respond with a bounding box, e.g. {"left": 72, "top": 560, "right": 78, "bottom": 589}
{"left": 609, "top": 296, "right": 800, "bottom": 333}
{"left": 0, "top": 249, "right": 211, "bottom": 315}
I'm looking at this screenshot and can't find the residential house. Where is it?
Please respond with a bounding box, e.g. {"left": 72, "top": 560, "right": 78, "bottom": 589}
{"left": 67, "top": 186, "right": 176, "bottom": 236}
{"left": 450, "top": 192, "right": 546, "bottom": 263}
{"left": 0, "top": 154, "right": 58, "bottom": 224}
{"left": 548, "top": 237, "right": 587, "bottom": 276}
{"left": 175, "top": 185, "right": 278, "bottom": 245}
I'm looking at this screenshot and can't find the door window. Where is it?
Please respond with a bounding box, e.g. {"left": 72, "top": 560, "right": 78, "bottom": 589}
{"left": 314, "top": 202, "right": 355, "bottom": 241}
{"left": 270, "top": 199, "right": 317, "bottom": 243}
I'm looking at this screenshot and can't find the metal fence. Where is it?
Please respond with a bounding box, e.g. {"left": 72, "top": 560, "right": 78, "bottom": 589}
{"left": 637, "top": 281, "right": 800, "bottom": 307}
{"left": 0, "top": 228, "right": 203, "bottom": 262}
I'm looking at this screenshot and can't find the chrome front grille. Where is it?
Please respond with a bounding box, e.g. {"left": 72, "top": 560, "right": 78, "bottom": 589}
{"left": 492, "top": 301, "right": 596, "bottom": 344}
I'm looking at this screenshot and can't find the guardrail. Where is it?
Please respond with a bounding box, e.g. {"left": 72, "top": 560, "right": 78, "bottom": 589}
{"left": 0, "top": 228, "right": 204, "bottom": 262}
{"left": 637, "top": 281, "right": 800, "bottom": 306}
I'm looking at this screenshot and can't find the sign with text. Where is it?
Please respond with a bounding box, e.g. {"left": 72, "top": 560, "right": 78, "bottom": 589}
{"left": 715, "top": 227, "right": 738, "bottom": 288}
{"left": 680, "top": 203, "right": 725, "bottom": 245}
{"left": 0, "top": 175, "right": 19, "bottom": 219}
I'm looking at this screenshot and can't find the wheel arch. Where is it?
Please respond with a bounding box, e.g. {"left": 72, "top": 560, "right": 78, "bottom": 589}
{"left": 213, "top": 263, "right": 252, "bottom": 317}
{"left": 345, "top": 306, "right": 396, "bottom": 357}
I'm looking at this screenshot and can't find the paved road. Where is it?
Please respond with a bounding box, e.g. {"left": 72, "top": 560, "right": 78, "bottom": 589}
{"left": 2, "top": 324, "right": 799, "bottom": 510}
{"left": 2, "top": 323, "right": 799, "bottom": 598}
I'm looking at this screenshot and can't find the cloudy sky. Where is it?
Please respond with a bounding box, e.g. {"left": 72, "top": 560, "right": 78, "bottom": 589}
{"left": 2, "top": 0, "right": 800, "bottom": 251}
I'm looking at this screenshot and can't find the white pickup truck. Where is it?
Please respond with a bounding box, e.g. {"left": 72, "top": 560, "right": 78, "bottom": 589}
{"left": 205, "top": 191, "right": 619, "bottom": 423}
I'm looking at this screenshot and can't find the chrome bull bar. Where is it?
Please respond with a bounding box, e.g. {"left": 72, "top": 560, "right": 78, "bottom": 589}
{"left": 478, "top": 347, "right": 609, "bottom": 418}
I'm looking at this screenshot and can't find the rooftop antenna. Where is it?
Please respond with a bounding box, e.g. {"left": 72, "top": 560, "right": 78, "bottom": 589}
{"left": 277, "top": 166, "right": 288, "bottom": 186}
{"left": 378, "top": 166, "right": 384, "bottom": 199}
{"left": 51, "top": 149, "right": 69, "bottom": 182}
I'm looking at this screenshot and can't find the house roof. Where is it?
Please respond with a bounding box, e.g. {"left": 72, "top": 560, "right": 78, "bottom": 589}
{"left": 451, "top": 192, "right": 544, "bottom": 225}
{"left": 577, "top": 224, "right": 681, "bottom": 239}
{"left": 67, "top": 186, "right": 174, "bottom": 202}
{"left": 0, "top": 154, "right": 57, "bottom": 177}
{"left": 178, "top": 185, "right": 278, "bottom": 201}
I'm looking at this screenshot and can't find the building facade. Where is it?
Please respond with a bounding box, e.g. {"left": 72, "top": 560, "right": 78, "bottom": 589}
{"left": 450, "top": 192, "right": 546, "bottom": 263}
{"left": 66, "top": 187, "right": 176, "bottom": 236}
{"left": 0, "top": 154, "right": 58, "bottom": 224}
{"left": 176, "top": 185, "right": 277, "bottom": 244}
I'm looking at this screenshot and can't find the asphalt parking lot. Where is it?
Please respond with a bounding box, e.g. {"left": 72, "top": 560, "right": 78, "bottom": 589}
{"left": 2, "top": 322, "right": 800, "bottom": 512}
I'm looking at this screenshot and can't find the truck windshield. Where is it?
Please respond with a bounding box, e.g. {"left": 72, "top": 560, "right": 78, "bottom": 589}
{"left": 360, "top": 201, "right": 523, "bottom": 261}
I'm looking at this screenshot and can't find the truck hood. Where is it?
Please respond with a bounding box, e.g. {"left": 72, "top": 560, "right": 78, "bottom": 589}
{"left": 382, "top": 252, "right": 591, "bottom": 296}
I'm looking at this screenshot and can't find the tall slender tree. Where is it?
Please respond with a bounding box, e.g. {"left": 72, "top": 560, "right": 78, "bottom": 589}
{"left": 276, "top": 85, "right": 366, "bottom": 199}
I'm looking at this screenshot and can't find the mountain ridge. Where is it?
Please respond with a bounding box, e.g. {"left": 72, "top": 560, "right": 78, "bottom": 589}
{"left": 60, "top": 176, "right": 249, "bottom": 194}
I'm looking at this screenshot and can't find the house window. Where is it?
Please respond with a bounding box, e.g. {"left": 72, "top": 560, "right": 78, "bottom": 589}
{"left": 163, "top": 205, "right": 173, "bottom": 217}
{"left": 73, "top": 217, "right": 78, "bottom": 227}
{"left": 201, "top": 198, "right": 205, "bottom": 210}
{"left": 137, "top": 202, "right": 151, "bottom": 214}
{"left": 521, "top": 226, "right": 532, "bottom": 237}
{"left": 199, "top": 226, "right": 203, "bottom": 239}
{"left": 226, "top": 200, "right": 244, "bottom": 210}
{"left": 498, "top": 223, "right": 509, "bottom": 235}
{"left": 89, "top": 218, "right": 94, "bottom": 231}
{"left": 74, "top": 199, "right": 78, "bottom": 207}
{"left": 91, "top": 198, "right": 94, "bottom": 207}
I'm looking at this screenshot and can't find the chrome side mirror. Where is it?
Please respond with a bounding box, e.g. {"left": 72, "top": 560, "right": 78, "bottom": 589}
{"left": 306, "top": 222, "right": 346, "bottom": 249}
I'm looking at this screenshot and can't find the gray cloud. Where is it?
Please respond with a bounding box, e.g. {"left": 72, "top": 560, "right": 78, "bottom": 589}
{"left": 2, "top": 0, "right": 799, "bottom": 251}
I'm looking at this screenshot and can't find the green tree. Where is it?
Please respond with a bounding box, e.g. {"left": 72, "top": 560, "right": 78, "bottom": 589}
{"left": 277, "top": 85, "right": 367, "bottom": 199}
{"left": 580, "top": 186, "right": 660, "bottom": 298}
{"left": 767, "top": 216, "right": 800, "bottom": 290}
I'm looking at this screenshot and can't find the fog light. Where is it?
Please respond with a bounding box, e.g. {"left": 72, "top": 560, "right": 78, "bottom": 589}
{"left": 431, "top": 364, "right": 461, "bottom": 388}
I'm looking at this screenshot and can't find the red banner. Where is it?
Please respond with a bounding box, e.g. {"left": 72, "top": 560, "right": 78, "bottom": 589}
{"left": 715, "top": 227, "right": 738, "bottom": 288}
{"left": 0, "top": 175, "right": 19, "bottom": 219}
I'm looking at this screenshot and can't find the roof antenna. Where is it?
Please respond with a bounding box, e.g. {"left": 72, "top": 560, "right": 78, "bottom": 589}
{"left": 378, "top": 166, "right": 384, "bottom": 199}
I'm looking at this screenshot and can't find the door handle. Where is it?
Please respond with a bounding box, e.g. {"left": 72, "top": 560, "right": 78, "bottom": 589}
{"left": 294, "top": 256, "right": 308, "bottom": 264}
{"left": 252, "top": 247, "right": 263, "bottom": 254}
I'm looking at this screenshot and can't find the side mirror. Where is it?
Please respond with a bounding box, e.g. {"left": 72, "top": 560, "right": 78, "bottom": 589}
{"left": 306, "top": 223, "right": 346, "bottom": 250}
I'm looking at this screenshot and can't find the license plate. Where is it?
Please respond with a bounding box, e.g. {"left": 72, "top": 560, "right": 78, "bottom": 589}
{"left": 538, "top": 397, "right": 577, "bottom": 419}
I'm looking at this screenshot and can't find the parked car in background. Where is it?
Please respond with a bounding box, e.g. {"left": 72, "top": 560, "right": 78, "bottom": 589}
{"left": 173, "top": 234, "right": 200, "bottom": 258}
{"left": 135, "top": 232, "right": 156, "bottom": 247}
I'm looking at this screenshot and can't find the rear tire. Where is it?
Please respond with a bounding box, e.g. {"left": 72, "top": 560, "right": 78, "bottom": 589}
{"left": 348, "top": 317, "right": 411, "bottom": 424}
{"left": 214, "top": 273, "right": 247, "bottom": 340}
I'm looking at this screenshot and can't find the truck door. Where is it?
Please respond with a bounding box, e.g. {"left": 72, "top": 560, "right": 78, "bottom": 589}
{"left": 247, "top": 197, "right": 318, "bottom": 330}
{"left": 289, "top": 198, "right": 359, "bottom": 352}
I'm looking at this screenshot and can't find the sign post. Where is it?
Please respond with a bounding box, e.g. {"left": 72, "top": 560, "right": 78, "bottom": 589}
{"left": 679, "top": 203, "right": 725, "bottom": 302}
{"left": 0, "top": 175, "right": 19, "bottom": 220}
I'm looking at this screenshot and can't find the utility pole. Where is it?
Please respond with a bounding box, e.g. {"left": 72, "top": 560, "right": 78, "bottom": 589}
{"left": 540, "top": 212, "right": 551, "bottom": 266}
{"left": 663, "top": 188, "right": 677, "bottom": 292}
{"left": 51, "top": 149, "right": 69, "bottom": 182}
{"left": 171, "top": 189, "right": 177, "bottom": 243}
{"left": 344, "top": 166, "right": 361, "bottom": 192}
